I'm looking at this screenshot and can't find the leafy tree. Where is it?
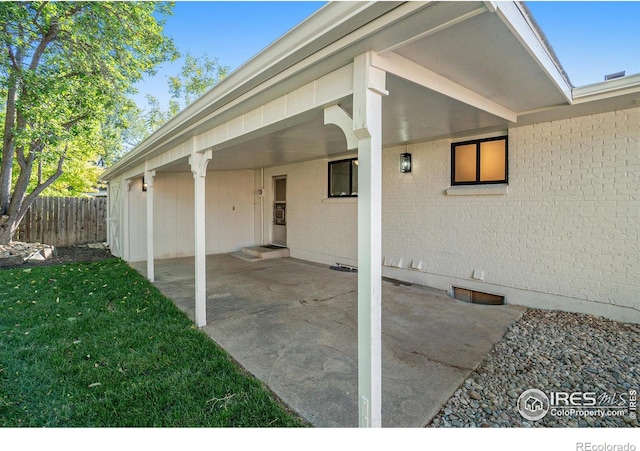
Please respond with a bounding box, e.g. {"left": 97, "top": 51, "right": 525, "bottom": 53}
{"left": 102, "top": 53, "right": 229, "bottom": 158}
{"left": 0, "top": 1, "right": 177, "bottom": 244}
{"left": 166, "top": 53, "right": 229, "bottom": 117}
{"left": 141, "top": 53, "right": 229, "bottom": 134}
{"left": 97, "top": 97, "right": 147, "bottom": 166}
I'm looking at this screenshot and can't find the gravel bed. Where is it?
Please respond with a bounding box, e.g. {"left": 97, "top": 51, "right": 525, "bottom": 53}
{"left": 427, "top": 309, "right": 640, "bottom": 428}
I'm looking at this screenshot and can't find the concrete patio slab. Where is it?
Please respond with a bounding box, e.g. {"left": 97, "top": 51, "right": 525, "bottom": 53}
{"left": 131, "top": 255, "right": 524, "bottom": 427}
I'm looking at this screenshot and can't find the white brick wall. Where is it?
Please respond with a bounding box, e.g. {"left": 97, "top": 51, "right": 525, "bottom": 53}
{"left": 261, "top": 107, "right": 639, "bottom": 323}
{"left": 381, "top": 107, "right": 640, "bottom": 323}
{"left": 262, "top": 159, "right": 358, "bottom": 266}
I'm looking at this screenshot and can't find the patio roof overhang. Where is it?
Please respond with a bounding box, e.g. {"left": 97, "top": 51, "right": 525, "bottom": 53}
{"left": 101, "top": 1, "right": 595, "bottom": 180}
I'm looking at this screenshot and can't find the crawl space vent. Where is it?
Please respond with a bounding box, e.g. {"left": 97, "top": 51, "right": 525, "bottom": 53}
{"left": 452, "top": 287, "right": 504, "bottom": 305}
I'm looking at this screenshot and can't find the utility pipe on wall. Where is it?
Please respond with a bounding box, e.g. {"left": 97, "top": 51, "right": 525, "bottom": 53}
{"left": 260, "top": 167, "right": 264, "bottom": 245}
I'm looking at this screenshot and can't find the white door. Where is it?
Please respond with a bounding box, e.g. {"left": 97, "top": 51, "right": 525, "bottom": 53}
{"left": 107, "top": 181, "right": 121, "bottom": 257}
{"left": 272, "top": 176, "right": 286, "bottom": 246}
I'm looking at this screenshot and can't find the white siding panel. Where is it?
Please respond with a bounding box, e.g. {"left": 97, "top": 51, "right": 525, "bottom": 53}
{"left": 227, "top": 116, "right": 245, "bottom": 140}
{"left": 317, "top": 64, "right": 353, "bottom": 104}
{"left": 128, "top": 177, "right": 147, "bottom": 262}
{"left": 129, "top": 170, "right": 255, "bottom": 260}
{"left": 263, "top": 97, "right": 287, "bottom": 126}
{"left": 214, "top": 123, "right": 228, "bottom": 145}
{"left": 244, "top": 108, "right": 263, "bottom": 132}
{"left": 206, "top": 170, "right": 256, "bottom": 253}
{"left": 176, "top": 177, "right": 195, "bottom": 256}
{"left": 203, "top": 128, "right": 216, "bottom": 149}
{"left": 152, "top": 172, "right": 194, "bottom": 259}
{"left": 287, "top": 83, "right": 316, "bottom": 116}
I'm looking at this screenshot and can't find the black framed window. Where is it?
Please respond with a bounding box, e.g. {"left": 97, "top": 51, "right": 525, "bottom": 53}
{"left": 451, "top": 136, "right": 508, "bottom": 185}
{"left": 328, "top": 158, "right": 358, "bottom": 197}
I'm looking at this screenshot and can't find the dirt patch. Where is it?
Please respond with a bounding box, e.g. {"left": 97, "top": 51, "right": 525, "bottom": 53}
{"left": 47, "top": 245, "right": 113, "bottom": 265}
{"left": 0, "top": 244, "right": 113, "bottom": 270}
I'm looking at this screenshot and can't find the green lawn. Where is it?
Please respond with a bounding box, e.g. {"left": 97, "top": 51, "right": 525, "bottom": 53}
{"left": 0, "top": 259, "right": 307, "bottom": 427}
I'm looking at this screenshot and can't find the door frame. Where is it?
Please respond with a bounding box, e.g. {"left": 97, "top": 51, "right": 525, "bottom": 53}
{"left": 271, "top": 175, "right": 287, "bottom": 246}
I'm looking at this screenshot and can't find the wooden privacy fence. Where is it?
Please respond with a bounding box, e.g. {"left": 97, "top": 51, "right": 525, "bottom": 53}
{"left": 15, "top": 196, "right": 107, "bottom": 247}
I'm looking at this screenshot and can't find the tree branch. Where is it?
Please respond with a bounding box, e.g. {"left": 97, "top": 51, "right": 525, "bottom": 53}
{"left": 26, "top": 140, "right": 43, "bottom": 167}
{"left": 18, "top": 145, "right": 67, "bottom": 220}
{"left": 29, "top": 23, "right": 58, "bottom": 71}
{"left": 62, "top": 113, "right": 90, "bottom": 130}
{"left": 13, "top": 108, "right": 29, "bottom": 170}
{"left": 15, "top": 145, "right": 27, "bottom": 171}
{"left": 62, "top": 4, "right": 84, "bottom": 20}
{"left": 33, "top": 2, "right": 46, "bottom": 21}
{"left": 5, "top": 42, "right": 21, "bottom": 72}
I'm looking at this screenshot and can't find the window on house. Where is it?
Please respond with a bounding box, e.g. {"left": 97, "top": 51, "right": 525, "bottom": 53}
{"left": 328, "top": 158, "right": 358, "bottom": 197}
{"left": 451, "top": 136, "right": 508, "bottom": 185}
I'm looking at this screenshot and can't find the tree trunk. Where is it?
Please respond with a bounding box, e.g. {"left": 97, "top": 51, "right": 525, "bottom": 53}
{"left": 0, "top": 81, "right": 18, "bottom": 215}
{"left": 0, "top": 152, "right": 65, "bottom": 244}
{"left": 0, "top": 213, "right": 19, "bottom": 245}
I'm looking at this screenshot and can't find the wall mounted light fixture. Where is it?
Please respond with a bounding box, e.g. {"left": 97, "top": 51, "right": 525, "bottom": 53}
{"left": 142, "top": 177, "right": 148, "bottom": 192}
{"left": 400, "top": 152, "right": 412, "bottom": 173}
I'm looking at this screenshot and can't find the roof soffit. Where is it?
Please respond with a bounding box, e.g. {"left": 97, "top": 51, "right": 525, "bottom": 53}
{"left": 391, "top": 9, "right": 568, "bottom": 113}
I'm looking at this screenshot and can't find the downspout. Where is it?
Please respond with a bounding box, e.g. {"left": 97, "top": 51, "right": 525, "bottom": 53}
{"left": 105, "top": 181, "right": 110, "bottom": 248}
{"left": 260, "top": 167, "right": 265, "bottom": 245}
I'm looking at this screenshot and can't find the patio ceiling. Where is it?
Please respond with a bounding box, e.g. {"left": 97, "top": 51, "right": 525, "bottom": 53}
{"left": 156, "top": 72, "right": 518, "bottom": 174}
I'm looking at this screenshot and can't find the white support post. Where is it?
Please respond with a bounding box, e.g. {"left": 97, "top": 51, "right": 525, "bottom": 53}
{"left": 189, "top": 146, "right": 212, "bottom": 328}
{"left": 105, "top": 181, "right": 112, "bottom": 249}
{"left": 123, "top": 179, "right": 131, "bottom": 261}
{"left": 353, "top": 52, "right": 388, "bottom": 428}
{"left": 144, "top": 170, "right": 156, "bottom": 282}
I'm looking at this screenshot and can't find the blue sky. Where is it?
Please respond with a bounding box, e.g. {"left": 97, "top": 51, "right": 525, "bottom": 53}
{"left": 134, "top": 1, "right": 640, "bottom": 108}
{"left": 526, "top": 1, "right": 640, "bottom": 86}
{"left": 134, "top": 1, "right": 325, "bottom": 107}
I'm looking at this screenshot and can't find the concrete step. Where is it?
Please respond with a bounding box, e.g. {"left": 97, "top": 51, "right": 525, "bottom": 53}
{"left": 240, "top": 245, "right": 290, "bottom": 260}
{"left": 230, "top": 251, "right": 262, "bottom": 262}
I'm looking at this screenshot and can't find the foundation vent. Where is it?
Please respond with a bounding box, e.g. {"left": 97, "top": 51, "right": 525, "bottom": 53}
{"left": 452, "top": 287, "right": 504, "bottom": 305}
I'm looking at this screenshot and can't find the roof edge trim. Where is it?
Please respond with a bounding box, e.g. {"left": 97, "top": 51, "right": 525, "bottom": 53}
{"left": 573, "top": 73, "right": 640, "bottom": 103}
{"left": 488, "top": 1, "right": 573, "bottom": 103}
